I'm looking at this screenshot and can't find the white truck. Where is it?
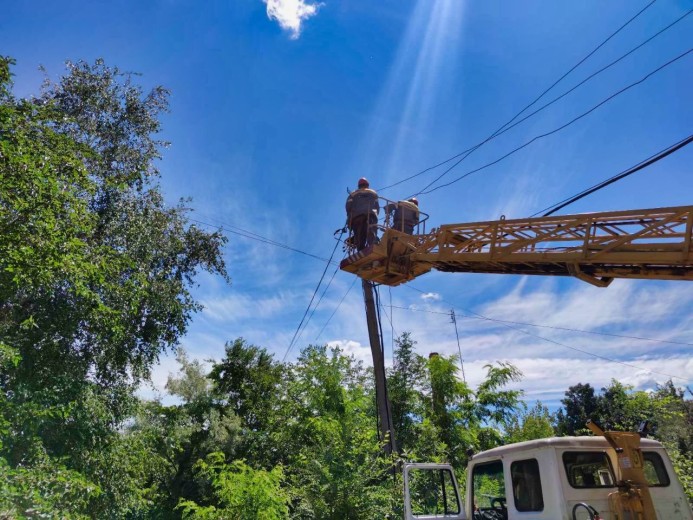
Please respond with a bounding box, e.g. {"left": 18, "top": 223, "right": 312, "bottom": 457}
{"left": 403, "top": 435, "right": 693, "bottom": 520}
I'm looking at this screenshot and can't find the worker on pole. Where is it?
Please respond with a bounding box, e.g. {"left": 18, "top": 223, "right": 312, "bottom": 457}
{"left": 345, "top": 177, "right": 379, "bottom": 251}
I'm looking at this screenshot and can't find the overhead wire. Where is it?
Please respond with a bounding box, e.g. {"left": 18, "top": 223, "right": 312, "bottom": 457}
{"left": 403, "top": 285, "right": 690, "bottom": 382}
{"left": 293, "top": 262, "right": 342, "bottom": 346}
{"left": 190, "top": 61, "right": 693, "bottom": 366}
{"left": 283, "top": 232, "right": 344, "bottom": 361}
{"left": 381, "top": 304, "right": 693, "bottom": 348}
{"left": 372, "top": 283, "right": 396, "bottom": 454}
{"left": 415, "top": 47, "right": 693, "bottom": 196}
{"left": 396, "top": 9, "right": 691, "bottom": 196}
{"left": 189, "top": 217, "right": 337, "bottom": 264}
{"left": 189, "top": 217, "right": 361, "bottom": 352}
{"left": 377, "top": 298, "right": 399, "bottom": 363}
{"left": 185, "top": 5, "right": 687, "bottom": 371}
{"left": 375, "top": 0, "right": 661, "bottom": 194}
{"left": 315, "top": 276, "right": 357, "bottom": 341}
{"left": 532, "top": 133, "right": 693, "bottom": 217}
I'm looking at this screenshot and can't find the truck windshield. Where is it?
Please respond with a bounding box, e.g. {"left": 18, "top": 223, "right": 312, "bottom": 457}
{"left": 563, "top": 451, "right": 615, "bottom": 488}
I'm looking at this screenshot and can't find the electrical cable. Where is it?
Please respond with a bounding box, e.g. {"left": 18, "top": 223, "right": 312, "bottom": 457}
{"left": 403, "top": 285, "right": 690, "bottom": 382}
{"left": 389, "top": 9, "right": 691, "bottom": 196}
{"left": 190, "top": 217, "right": 337, "bottom": 264}
{"left": 377, "top": 301, "right": 399, "bottom": 360}
{"left": 293, "top": 263, "right": 342, "bottom": 346}
{"left": 315, "top": 277, "right": 357, "bottom": 341}
{"left": 389, "top": 286, "right": 394, "bottom": 364}
{"left": 450, "top": 309, "right": 466, "bottom": 382}
{"left": 373, "top": 283, "right": 396, "bottom": 454}
{"left": 382, "top": 304, "right": 693, "bottom": 348}
{"left": 283, "top": 232, "right": 344, "bottom": 361}
{"left": 532, "top": 133, "right": 693, "bottom": 217}
{"left": 465, "top": 306, "right": 690, "bottom": 382}
{"left": 416, "top": 48, "right": 693, "bottom": 196}
{"left": 376, "top": 0, "right": 661, "bottom": 194}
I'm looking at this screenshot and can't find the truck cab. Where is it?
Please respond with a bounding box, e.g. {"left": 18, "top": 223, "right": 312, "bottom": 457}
{"left": 404, "top": 437, "right": 692, "bottom": 520}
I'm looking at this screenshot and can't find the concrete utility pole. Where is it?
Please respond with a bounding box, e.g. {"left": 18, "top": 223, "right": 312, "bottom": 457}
{"left": 362, "top": 279, "right": 397, "bottom": 455}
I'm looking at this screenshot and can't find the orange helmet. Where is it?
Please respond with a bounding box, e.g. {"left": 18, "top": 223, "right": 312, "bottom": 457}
{"left": 358, "top": 177, "right": 369, "bottom": 187}
{"left": 409, "top": 197, "right": 418, "bottom": 206}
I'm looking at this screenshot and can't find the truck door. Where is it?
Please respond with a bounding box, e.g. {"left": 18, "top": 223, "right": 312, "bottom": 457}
{"left": 404, "top": 463, "right": 467, "bottom": 519}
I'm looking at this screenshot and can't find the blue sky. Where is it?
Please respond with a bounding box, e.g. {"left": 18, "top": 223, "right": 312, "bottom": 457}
{"left": 2, "top": 0, "right": 692, "bottom": 408}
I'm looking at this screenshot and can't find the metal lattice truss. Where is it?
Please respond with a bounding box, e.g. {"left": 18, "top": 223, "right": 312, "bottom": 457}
{"left": 340, "top": 206, "right": 693, "bottom": 287}
{"left": 414, "top": 205, "right": 693, "bottom": 286}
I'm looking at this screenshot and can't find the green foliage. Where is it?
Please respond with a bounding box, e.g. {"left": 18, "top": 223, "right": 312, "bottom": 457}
{"left": 555, "top": 383, "right": 599, "bottom": 436}
{"left": 4, "top": 52, "right": 690, "bottom": 518}
{"left": 276, "top": 345, "right": 394, "bottom": 519}
{"left": 504, "top": 401, "right": 555, "bottom": 444}
{"left": 0, "top": 451, "right": 100, "bottom": 519}
{"left": 209, "top": 339, "right": 284, "bottom": 435}
{"left": 167, "top": 347, "right": 213, "bottom": 404}
{"left": 0, "top": 56, "right": 228, "bottom": 517}
{"left": 388, "top": 333, "right": 427, "bottom": 453}
{"left": 177, "top": 453, "right": 289, "bottom": 520}
{"left": 665, "top": 442, "right": 693, "bottom": 504}
{"left": 389, "top": 343, "right": 523, "bottom": 470}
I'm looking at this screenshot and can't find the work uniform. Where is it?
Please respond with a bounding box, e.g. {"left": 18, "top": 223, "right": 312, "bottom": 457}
{"left": 387, "top": 200, "right": 419, "bottom": 234}
{"left": 346, "top": 188, "right": 379, "bottom": 250}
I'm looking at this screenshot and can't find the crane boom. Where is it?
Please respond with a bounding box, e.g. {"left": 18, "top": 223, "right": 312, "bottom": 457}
{"left": 341, "top": 205, "right": 693, "bottom": 287}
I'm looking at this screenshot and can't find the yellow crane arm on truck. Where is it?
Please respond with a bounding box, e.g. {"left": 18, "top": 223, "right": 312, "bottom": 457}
{"left": 340, "top": 205, "right": 693, "bottom": 287}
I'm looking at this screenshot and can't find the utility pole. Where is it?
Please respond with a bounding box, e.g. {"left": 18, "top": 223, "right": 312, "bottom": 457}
{"left": 362, "top": 279, "right": 397, "bottom": 455}
{"left": 450, "top": 309, "right": 466, "bottom": 383}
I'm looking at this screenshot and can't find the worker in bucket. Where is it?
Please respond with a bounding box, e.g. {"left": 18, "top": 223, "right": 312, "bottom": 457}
{"left": 345, "top": 177, "right": 379, "bottom": 250}
{"left": 386, "top": 197, "right": 419, "bottom": 234}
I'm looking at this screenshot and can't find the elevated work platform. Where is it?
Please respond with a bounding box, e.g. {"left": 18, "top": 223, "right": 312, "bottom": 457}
{"left": 340, "top": 229, "right": 433, "bottom": 286}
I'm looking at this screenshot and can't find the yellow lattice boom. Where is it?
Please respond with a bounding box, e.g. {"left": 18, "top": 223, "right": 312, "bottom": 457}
{"left": 340, "top": 205, "right": 693, "bottom": 287}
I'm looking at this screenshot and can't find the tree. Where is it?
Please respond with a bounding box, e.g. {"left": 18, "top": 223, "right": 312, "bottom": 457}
{"left": 209, "top": 339, "right": 283, "bottom": 434}
{"left": 275, "top": 345, "right": 393, "bottom": 519}
{"left": 388, "top": 333, "right": 426, "bottom": 454}
{"left": 0, "top": 56, "right": 228, "bottom": 517}
{"left": 555, "top": 383, "right": 599, "bottom": 435}
{"left": 167, "top": 348, "right": 213, "bottom": 405}
{"left": 388, "top": 335, "right": 524, "bottom": 472}
{"left": 504, "top": 401, "right": 555, "bottom": 444}
{"left": 177, "top": 453, "right": 290, "bottom": 520}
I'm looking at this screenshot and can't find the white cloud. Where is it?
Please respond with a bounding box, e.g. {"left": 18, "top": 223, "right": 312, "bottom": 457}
{"left": 201, "top": 292, "right": 295, "bottom": 322}
{"left": 263, "top": 0, "right": 322, "bottom": 39}
{"left": 327, "top": 339, "right": 372, "bottom": 365}
{"left": 420, "top": 292, "right": 441, "bottom": 301}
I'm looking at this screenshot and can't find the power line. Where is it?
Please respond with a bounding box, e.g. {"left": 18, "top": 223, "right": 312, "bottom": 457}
{"left": 450, "top": 310, "right": 466, "bottom": 382}
{"left": 315, "top": 276, "right": 357, "bottom": 341}
{"left": 283, "top": 233, "right": 344, "bottom": 361}
{"left": 389, "top": 287, "right": 395, "bottom": 364}
{"left": 407, "top": 9, "right": 692, "bottom": 197}
{"left": 464, "top": 305, "right": 690, "bottom": 382}
{"left": 416, "top": 48, "right": 693, "bottom": 196}
{"left": 532, "top": 133, "right": 693, "bottom": 217}
{"left": 375, "top": 0, "right": 660, "bottom": 194}
{"left": 403, "top": 285, "right": 690, "bottom": 382}
{"left": 189, "top": 217, "right": 337, "bottom": 265}
{"left": 294, "top": 263, "right": 341, "bottom": 346}
{"left": 382, "top": 303, "right": 693, "bottom": 348}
